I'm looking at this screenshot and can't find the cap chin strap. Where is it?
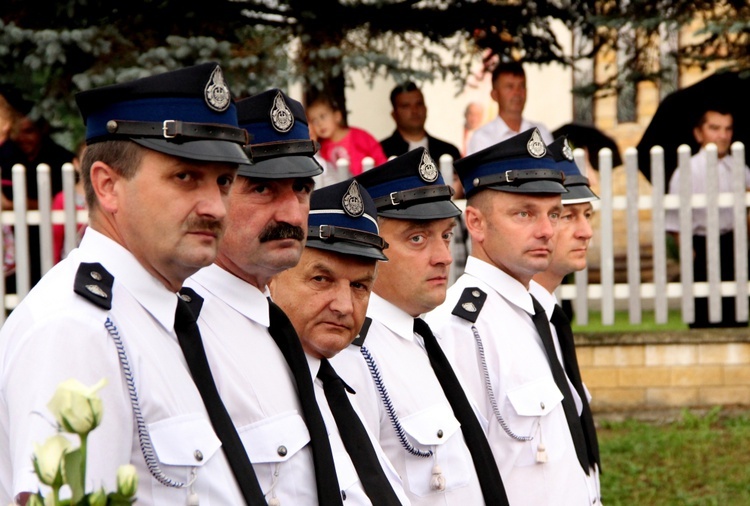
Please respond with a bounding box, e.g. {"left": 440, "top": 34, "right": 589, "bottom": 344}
{"left": 372, "top": 184, "right": 454, "bottom": 210}
{"left": 103, "top": 119, "right": 250, "bottom": 145}
{"left": 474, "top": 168, "right": 565, "bottom": 189}
{"left": 308, "top": 224, "right": 388, "bottom": 251}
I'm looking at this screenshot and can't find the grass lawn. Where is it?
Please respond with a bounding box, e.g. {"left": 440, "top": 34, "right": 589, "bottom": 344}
{"left": 571, "top": 309, "right": 690, "bottom": 333}
{"left": 599, "top": 408, "right": 750, "bottom": 505}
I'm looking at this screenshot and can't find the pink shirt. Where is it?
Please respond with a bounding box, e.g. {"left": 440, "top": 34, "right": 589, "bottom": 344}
{"left": 318, "top": 127, "right": 387, "bottom": 176}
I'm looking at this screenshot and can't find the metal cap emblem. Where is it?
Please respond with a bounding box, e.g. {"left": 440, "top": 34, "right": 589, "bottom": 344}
{"left": 270, "top": 91, "right": 294, "bottom": 133}
{"left": 342, "top": 180, "right": 365, "bottom": 217}
{"left": 527, "top": 128, "right": 546, "bottom": 158}
{"left": 418, "top": 150, "right": 439, "bottom": 183}
{"left": 562, "top": 138, "right": 574, "bottom": 161}
{"left": 204, "top": 66, "right": 231, "bottom": 112}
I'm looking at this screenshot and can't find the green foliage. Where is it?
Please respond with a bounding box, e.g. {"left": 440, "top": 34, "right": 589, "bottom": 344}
{"left": 599, "top": 409, "right": 750, "bottom": 505}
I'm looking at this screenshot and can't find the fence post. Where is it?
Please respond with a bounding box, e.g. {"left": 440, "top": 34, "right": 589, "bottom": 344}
{"left": 572, "top": 148, "right": 589, "bottom": 325}
{"left": 11, "top": 164, "right": 30, "bottom": 299}
{"left": 37, "top": 164, "right": 54, "bottom": 278}
{"left": 731, "top": 142, "right": 749, "bottom": 322}
{"left": 598, "top": 148, "right": 615, "bottom": 325}
{"left": 625, "top": 148, "right": 642, "bottom": 324}
{"left": 650, "top": 146, "right": 668, "bottom": 323}
{"left": 705, "top": 144, "right": 722, "bottom": 323}
{"left": 61, "top": 163, "right": 78, "bottom": 260}
{"left": 677, "top": 145, "right": 694, "bottom": 323}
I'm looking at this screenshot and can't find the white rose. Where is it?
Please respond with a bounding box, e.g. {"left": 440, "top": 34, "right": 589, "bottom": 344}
{"left": 47, "top": 378, "right": 107, "bottom": 435}
{"left": 32, "top": 435, "right": 71, "bottom": 487}
{"left": 116, "top": 464, "right": 138, "bottom": 498}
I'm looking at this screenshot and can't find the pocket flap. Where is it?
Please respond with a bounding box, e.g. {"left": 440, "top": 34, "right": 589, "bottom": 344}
{"left": 400, "top": 403, "right": 460, "bottom": 446}
{"left": 239, "top": 411, "right": 310, "bottom": 464}
{"left": 149, "top": 414, "right": 221, "bottom": 467}
{"left": 507, "top": 377, "right": 563, "bottom": 417}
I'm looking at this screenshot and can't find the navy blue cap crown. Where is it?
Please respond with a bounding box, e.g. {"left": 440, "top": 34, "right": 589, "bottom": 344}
{"left": 75, "top": 63, "right": 250, "bottom": 165}
{"left": 355, "top": 147, "right": 461, "bottom": 220}
{"left": 548, "top": 136, "right": 599, "bottom": 204}
{"left": 236, "top": 89, "right": 322, "bottom": 179}
{"left": 454, "top": 127, "right": 567, "bottom": 198}
{"left": 307, "top": 179, "right": 388, "bottom": 261}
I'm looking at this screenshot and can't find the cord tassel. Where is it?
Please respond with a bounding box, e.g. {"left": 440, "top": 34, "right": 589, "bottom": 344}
{"left": 430, "top": 464, "right": 446, "bottom": 491}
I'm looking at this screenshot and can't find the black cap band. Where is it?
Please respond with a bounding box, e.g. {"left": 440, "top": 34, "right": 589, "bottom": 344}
{"left": 103, "top": 119, "right": 249, "bottom": 145}
{"left": 308, "top": 225, "right": 389, "bottom": 251}
{"left": 474, "top": 168, "right": 565, "bottom": 189}
{"left": 372, "top": 184, "right": 454, "bottom": 210}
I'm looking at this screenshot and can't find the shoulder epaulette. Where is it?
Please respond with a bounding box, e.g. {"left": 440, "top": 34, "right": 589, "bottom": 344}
{"left": 74, "top": 262, "right": 114, "bottom": 310}
{"left": 451, "top": 287, "right": 487, "bottom": 323}
{"left": 351, "top": 317, "right": 373, "bottom": 347}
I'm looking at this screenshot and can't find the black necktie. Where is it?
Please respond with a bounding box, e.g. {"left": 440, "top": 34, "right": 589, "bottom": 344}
{"left": 266, "top": 299, "right": 344, "bottom": 506}
{"left": 174, "top": 287, "right": 267, "bottom": 505}
{"left": 414, "top": 317, "right": 510, "bottom": 506}
{"left": 529, "top": 295, "right": 592, "bottom": 475}
{"left": 551, "top": 304, "right": 602, "bottom": 473}
{"left": 317, "top": 358, "right": 403, "bottom": 505}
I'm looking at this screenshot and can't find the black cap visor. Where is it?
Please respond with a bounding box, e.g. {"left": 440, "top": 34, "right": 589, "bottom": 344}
{"left": 378, "top": 199, "right": 462, "bottom": 220}
{"left": 486, "top": 179, "right": 567, "bottom": 194}
{"left": 133, "top": 138, "right": 249, "bottom": 165}
{"left": 238, "top": 155, "right": 323, "bottom": 179}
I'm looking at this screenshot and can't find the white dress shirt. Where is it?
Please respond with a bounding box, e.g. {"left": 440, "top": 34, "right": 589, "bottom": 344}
{"left": 186, "top": 265, "right": 318, "bottom": 505}
{"left": 467, "top": 116, "right": 554, "bottom": 155}
{"left": 665, "top": 148, "right": 750, "bottom": 235}
{"left": 307, "top": 354, "right": 411, "bottom": 505}
{"left": 0, "top": 229, "right": 245, "bottom": 505}
{"left": 331, "top": 293, "right": 484, "bottom": 506}
{"left": 425, "top": 257, "right": 599, "bottom": 505}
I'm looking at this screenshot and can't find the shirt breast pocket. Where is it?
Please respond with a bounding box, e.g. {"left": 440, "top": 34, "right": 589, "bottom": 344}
{"left": 506, "top": 376, "right": 566, "bottom": 467}
{"left": 148, "top": 413, "right": 223, "bottom": 503}
{"left": 238, "top": 411, "right": 311, "bottom": 494}
{"left": 400, "top": 403, "right": 472, "bottom": 497}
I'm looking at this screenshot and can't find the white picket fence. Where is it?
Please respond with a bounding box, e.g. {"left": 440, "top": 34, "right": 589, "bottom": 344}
{"left": 3, "top": 143, "right": 749, "bottom": 328}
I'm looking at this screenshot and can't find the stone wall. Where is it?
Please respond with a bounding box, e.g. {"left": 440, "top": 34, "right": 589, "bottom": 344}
{"left": 577, "top": 329, "right": 750, "bottom": 421}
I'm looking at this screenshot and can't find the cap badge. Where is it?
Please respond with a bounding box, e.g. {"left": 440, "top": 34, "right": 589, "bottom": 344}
{"left": 418, "top": 150, "right": 439, "bottom": 183}
{"left": 204, "top": 66, "right": 231, "bottom": 112}
{"left": 562, "top": 138, "right": 574, "bottom": 161}
{"left": 270, "top": 91, "right": 294, "bottom": 133}
{"left": 527, "top": 128, "right": 546, "bottom": 158}
{"left": 342, "top": 180, "right": 365, "bottom": 217}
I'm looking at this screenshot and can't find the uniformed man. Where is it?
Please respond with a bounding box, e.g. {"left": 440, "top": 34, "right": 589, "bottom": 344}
{"left": 330, "top": 147, "right": 509, "bottom": 506}
{"left": 184, "top": 88, "right": 343, "bottom": 505}
{"left": 530, "top": 135, "right": 603, "bottom": 500}
{"left": 269, "top": 179, "right": 411, "bottom": 505}
{"left": 426, "top": 128, "right": 601, "bottom": 505}
{"left": 0, "top": 63, "right": 251, "bottom": 504}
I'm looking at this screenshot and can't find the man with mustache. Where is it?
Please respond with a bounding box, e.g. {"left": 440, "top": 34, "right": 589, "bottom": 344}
{"left": 467, "top": 61, "right": 553, "bottom": 155}
{"left": 427, "top": 129, "right": 598, "bottom": 505}
{"left": 0, "top": 63, "right": 253, "bottom": 505}
{"left": 185, "top": 89, "right": 343, "bottom": 505}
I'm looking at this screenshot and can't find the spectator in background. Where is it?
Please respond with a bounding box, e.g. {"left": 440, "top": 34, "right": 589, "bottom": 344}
{"left": 462, "top": 101, "right": 485, "bottom": 156}
{"left": 307, "top": 94, "right": 387, "bottom": 179}
{"left": 665, "top": 106, "right": 750, "bottom": 328}
{"left": 380, "top": 81, "right": 461, "bottom": 163}
{"left": 52, "top": 140, "right": 87, "bottom": 264}
{"left": 467, "top": 61, "right": 553, "bottom": 155}
{"left": 0, "top": 87, "right": 30, "bottom": 210}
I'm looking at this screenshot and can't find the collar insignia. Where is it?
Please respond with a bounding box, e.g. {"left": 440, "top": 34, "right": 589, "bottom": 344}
{"left": 461, "top": 302, "right": 477, "bottom": 313}
{"left": 527, "top": 128, "right": 546, "bottom": 158}
{"left": 270, "top": 91, "right": 294, "bottom": 133}
{"left": 418, "top": 150, "right": 439, "bottom": 182}
{"left": 204, "top": 65, "right": 230, "bottom": 112}
{"left": 342, "top": 180, "right": 365, "bottom": 217}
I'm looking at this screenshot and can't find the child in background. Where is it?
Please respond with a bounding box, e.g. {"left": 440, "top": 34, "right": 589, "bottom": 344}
{"left": 306, "top": 94, "right": 387, "bottom": 178}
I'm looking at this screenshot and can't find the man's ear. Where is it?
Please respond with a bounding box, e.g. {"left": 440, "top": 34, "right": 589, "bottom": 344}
{"left": 490, "top": 88, "right": 499, "bottom": 104}
{"left": 464, "top": 204, "right": 485, "bottom": 243}
{"left": 693, "top": 126, "right": 704, "bottom": 146}
{"left": 89, "top": 161, "right": 121, "bottom": 214}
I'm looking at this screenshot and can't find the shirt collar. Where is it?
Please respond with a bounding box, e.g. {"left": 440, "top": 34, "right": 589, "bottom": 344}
{"left": 188, "top": 263, "right": 270, "bottom": 327}
{"left": 78, "top": 228, "right": 180, "bottom": 332}
{"left": 366, "top": 292, "right": 416, "bottom": 342}
{"left": 464, "top": 256, "right": 536, "bottom": 315}
{"left": 529, "top": 280, "right": 558, "bottom": 321}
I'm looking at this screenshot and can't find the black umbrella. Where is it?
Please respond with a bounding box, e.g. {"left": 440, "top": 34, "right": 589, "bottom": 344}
{"left": 551, "top": 122, "right": 623, "bottom": 170}
{"left": 636, "top": 70, "right": 750, "bottom": 191}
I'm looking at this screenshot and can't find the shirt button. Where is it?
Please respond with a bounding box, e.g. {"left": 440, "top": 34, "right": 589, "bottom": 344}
{"left": 437, "top": 429, "right": 444, "bottom": 438}
{"left": 180, "top": 293, "right": 192, "bottom": 302}
{"left": 194, "top": 449, "right": 203, "bottom": 462}
{"left": 341, "top": 490, "right": 347, "bottom": 500}
{"left": 277, "top": 445, "right": 288, "bottom": 457}
{"left": 540, "top": 401, "right": 545, "bottom": 410}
